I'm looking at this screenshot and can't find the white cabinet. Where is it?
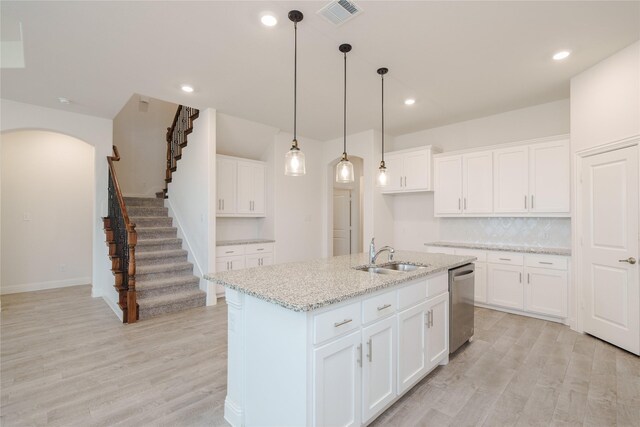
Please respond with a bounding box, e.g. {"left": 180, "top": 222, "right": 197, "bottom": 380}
{"left": 216, "top": 157, "right": 237, "bottom": 214}
{"left": 397, "top": 300, "right": 428, "bottom": 393}
{"left": 217, "top": 155, "right": 266, "bottom": 217}
{"left": 434, "top": 152, "right": 493, "bottom": 216}
{"left": 493, "top": 146, "right": 529, "bottom": 213}
{"left": 215, "top": 255, "right": 245, "bottom": 272}
{"left": 362, "top": 316, "right": 396, "bottom": 422}
{"left": 525, "top": 267, "right": 567, "bottom": 318}
{"left": 381, "top": 146, "right": 441, "bottom": 194}
{"left": 215, "top": 243, "right": 274, "bottom": 295}
{"left": 313, "top": 331, "right": 362, "bottom": 427}
{"left": 425, "top": 292, "right": 449, "bottom": 369}
{"left": 487, "top": 263, "right": 524, "bottom": 310}
{"left": 473, "top": 262, "right": 487, "bottom": 304}
{"left": 237, "top": 161, "right": 266, "bottom": 215}
{"left": 528, "top": 140, "right": 570, "bottom": 213}
{"left": 245, "top": 253, "right": 272, "bottom": 268}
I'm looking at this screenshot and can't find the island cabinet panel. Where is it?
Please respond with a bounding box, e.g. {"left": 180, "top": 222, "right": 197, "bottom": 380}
{"left": 397, "top": 300, "right": 429, "bottom": 393}
{"left": 313, "top": 331, "right": 362, "bottom": 427}
{"left": 426, "top": 292, "right": 449, "bottom": 369}
{"left": 362, "top": 316, "right": 397, "bottom": 423}
{"left": 362, "top": 290, "right": 397, "bottom": 324}
{"left": 314, "top": 301, "right": 362, "bottom": 345}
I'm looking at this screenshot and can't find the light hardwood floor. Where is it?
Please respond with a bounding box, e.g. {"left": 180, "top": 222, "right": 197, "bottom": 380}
{"left": 1, "top": 285, "right": 638, "bottom": 426}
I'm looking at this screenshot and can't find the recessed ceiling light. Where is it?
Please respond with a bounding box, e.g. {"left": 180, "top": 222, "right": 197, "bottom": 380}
{"left": 181, "top": 85, "right": 194, "bottom": 93}
{"left": 404, "top": 98, "right": 416, "bottom": 106}
{"left": 261, "top": 14, "right": 278, "bottom": 27}
{"left": 553, "top": 50, "right": 571, "bottom": 61}
{"left": 58, "top": 97, "right": 70, "bottom": 104}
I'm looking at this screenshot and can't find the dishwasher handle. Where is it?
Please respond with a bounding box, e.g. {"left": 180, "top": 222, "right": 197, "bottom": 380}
{"left": 453, "top": 271, "right": 475, "bottom": 282}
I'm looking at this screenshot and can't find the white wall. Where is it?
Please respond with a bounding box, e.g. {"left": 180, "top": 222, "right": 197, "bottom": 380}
{"left": 113, "top": 95, "right": 177, "bottom": 197}
{"left": 571, "top": 41, "right": 640, "bottom": 152}
{"left": 391, "top": 99, "right": 572, "bottom": 251}
{"left": 1, "top": 131, "right": 93, "bottom": 293}
{"left": 166, "top": 108, "right": 216, "bottom": 300}
{"left": 0, "top": 99, "right": 115, "bottom": 314}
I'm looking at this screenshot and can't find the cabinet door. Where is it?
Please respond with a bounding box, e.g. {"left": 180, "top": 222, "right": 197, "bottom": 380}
{"left": 216, "top": 158, "right": 237, "bottom": 214}
{"left": 245, "top": 255, "right": 261, "bottom": 269}
{"left": 493, "top": 147, "right": 528, "bottom": 213}
{"left": 487, "top": 264, "right": 524, "bottom": 309}
{"left": 260, "top": 254, "right": 273, "bottom": 266}
{"left": 529, "top": 140, "right": 570, "bottom": 214}
{"left": 425, "top": 292, "right": 449, "bottom": 370}
{"left": 463, "top": 152, "right": 493, "bottom": 214}
{"left": 474, "top": 262, "right": 487, "bottom": 304}
{"left": 434, "top": 156, "right": 463, "bottom": 215}
{"left": 252, "top": 164, "right": 266, "bottom": 215}
{"left": 215, "top": 257, "right": 231, "bottom": 272}
{"left": 397, "top": 301, "right": 428, "bottom": 393}
{"left": 236, "top": 161, "right": 253, "bottom": 214}
{"left": 362, "top": 317, "right": 397, "bottom": 423}
{"left": 313, "top": 331, "right": 362, "bottom": 427}
{"left": 525, "top": 267, "right": 567, "bottom": 318}
{"left": 229, "top": 256, "right": 245, "bottom": 271}
{"left": 403, "top": 149, "right": 430, "bottom": 191}
{"left": 382, "top": 154, "right": 403, "bottom": 193}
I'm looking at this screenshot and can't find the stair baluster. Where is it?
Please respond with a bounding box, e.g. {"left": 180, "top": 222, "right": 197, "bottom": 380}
{"left": 163, "top": 105, "right": 200, "bottom": 198}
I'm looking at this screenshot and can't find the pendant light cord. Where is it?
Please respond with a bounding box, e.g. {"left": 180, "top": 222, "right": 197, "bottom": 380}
{"left": 293, "top": 21, "right": 298, "bottom": 143}
{"left": 343, "top": 51, "right": 347, "bottom": 156}
{"left": 381, "top": 73, "right": 384, "bottom": 163}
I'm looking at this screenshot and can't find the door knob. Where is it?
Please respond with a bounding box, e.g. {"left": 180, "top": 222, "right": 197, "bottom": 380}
{"left": 619, "top": 257, "right": 637, "bottom": 264}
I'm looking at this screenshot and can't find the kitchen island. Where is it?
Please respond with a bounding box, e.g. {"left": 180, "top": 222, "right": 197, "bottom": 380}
{"left": 205, "top": 250, "right": 475, "bottom": 427}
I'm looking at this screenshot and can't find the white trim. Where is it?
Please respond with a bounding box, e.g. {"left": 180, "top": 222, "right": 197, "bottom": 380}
{"left": 0, "top": 277, "right": 91, "bottom": 295}
{"left": 576, "top": 134, "right": 640, "bottom": 158}
{"left": 224, "top": 397, "right": 244, "bottom": 427}
{"left": 102, "top": 294, "right": 124, "bottom": 322}
{"left": 165, "top": 198, "right": 216, "bottom": 306}
{"left": 474, "top": 302, "right": 568, "bottom": 325}
{"left": 433, "top": 133, "right": 570, "bottom": 158}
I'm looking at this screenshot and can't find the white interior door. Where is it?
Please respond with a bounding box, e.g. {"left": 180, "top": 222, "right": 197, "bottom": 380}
{"left": 333, "top": 189, "right": 351, "bottom": 256}
{"left": 582, "top": 145, "right": 639, "bottom": 355}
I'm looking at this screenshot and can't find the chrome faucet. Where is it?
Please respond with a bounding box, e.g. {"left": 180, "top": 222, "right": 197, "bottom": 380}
{"left": 369, "top": 238, "right": 395, "bottom": 264}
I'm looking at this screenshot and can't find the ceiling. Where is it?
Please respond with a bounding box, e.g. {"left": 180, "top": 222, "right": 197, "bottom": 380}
{"left": 1, "top": 1, "right": 638, "bottom": 141}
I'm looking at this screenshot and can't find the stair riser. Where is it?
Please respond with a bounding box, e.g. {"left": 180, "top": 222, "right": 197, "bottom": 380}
{"left": 136, "top": 242, "right": 183, "bottom": 253}
{"left": 136, "top": 267, "right": 194, "bottom": 282}
{"left": 136, "top": 229, "right": 178, "bottom": 239}
{"left": 130, "top": 217, "right": 173, "bottom": 227}
{"left": 124, "top": 198, "right": 165, "bottom": 207}
{"left": 127, "top": 207, "right": 168, "bottom": 217}
{"left": 136, "top": 254, "right": 188, "bottom": 267}
{"left": 137, "top": 282, "right": 200, "bottom": 299}
{"left": 138, "top": 294, "right": 206, "bottom": 320}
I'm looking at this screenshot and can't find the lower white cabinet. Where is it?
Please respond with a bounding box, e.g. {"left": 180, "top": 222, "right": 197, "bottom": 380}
{"left": 525, "top": 267, "right": 567, "bottom": 318}
{"left": 215, "top": 255, "right": 245, "bottom": 272}
{"left": 216, "top": 243, "right": 274, "bottom": 295}
{"left": 474, "top": 262, "right": 487, "bottom": 303}
{"left": 425, "top": 292, "right": 449, "bottom": 368}
{"left": 362, "top": 316, "right": 396, "bottom": 422}
{"left": 313, "top": 331, "right": 362, "bottom": 427}
{"left": 487, "top": 263, "right": 524, "bottom": 310}
{"left": 397, "top": 300, "right": 428, "bottom": 393}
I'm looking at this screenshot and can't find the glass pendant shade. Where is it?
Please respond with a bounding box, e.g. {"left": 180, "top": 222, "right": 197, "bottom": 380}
{"left": 285, "top": 144, "right": 306, "bottom": 176}
{"left": 377, "top": 163, "right": 388, "bottom": 187}
{"left": 335, "top": 155, "right": 354, "bottom": 183}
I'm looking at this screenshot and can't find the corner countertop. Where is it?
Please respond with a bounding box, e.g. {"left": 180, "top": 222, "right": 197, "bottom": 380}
{"left": 205, "top": 251, "right": 475, "bottom": 312}
{"left": 425, "top": 241, "right": 571, "bottom": 256}
{"left": 216, "top": 239, "right": 275, "bottom": 247}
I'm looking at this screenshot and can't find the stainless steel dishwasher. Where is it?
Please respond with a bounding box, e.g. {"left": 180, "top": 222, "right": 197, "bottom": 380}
{"left": 449, "top": 264, "right": 475, "bottom": 354}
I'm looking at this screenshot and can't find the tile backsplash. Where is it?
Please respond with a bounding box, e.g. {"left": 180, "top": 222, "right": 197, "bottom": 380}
{"left": 439, "top": 217, "right": 571, "bottom": 248}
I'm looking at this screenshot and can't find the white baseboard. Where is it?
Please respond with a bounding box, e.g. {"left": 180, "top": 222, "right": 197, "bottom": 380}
{"left": 1, "top": 277, "right": 91, "bottom": 295}
{"left": 101, "top": 294, "right": 124, "bottom": 322}
{"left": 224, "top": 397, "right": 243, "bottom": 427}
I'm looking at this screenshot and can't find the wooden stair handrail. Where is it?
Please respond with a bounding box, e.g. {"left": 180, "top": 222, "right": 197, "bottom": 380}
{"left": 106, "top": 145, "right": 138, "bottom": 323}
{"left": 163, "top": 105, "right": 200, "bottom": 198}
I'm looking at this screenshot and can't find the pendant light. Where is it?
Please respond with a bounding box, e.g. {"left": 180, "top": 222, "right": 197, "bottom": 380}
{"left": 377, "top": 67, "right": 389, "bottom": 187}
{"left": 284, "top": 10, "right": 306, "bottom": 176}
{"left": 335, "top": 43, "right": 354, "bottom": 183}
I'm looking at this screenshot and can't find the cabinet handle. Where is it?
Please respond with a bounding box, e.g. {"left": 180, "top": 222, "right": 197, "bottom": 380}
{"left": 357, "top": 344, "right": 362, "bottom": 367}
{"left": 464, "top": 198, "right": 467, "bottom": 210}
{"left": 400, "top": 177, "right": 403, "bottom": 187}
{"left": 425, "top": 312, "right": 429, "bottom": 326}
{"left": 377, "top": 303, "right": 392, "bottom": 311}
{"left": 222, "top": 199, "right": 225, "bottom": 210}
{"left": 538, "top": 261, "right": 553, "bottom": 265}
{"left": 404, "top": 176, "right": 407, "bottom": 187}
{"left": 257, "top": 248, "right": 264, "bottom": 251}
{"left": 367, "top": 339, "right": 372, "bottom": 362}
{"left": 458, "top": 198, "right": 461, "bottom": 210}
{"left": 334, "top": 318, "right": 353, "bottom": 328}
{"left": 527, "top": 273, "right": 530, "bottom": 284}
{"left": 531, "top": 195, "right": 534, "bottom": 209}
{"left": 226, "top": 261, "right": 230, "bottom": 270}
{"left": 218, "top": 199, "right": 221, "bottom": 210}
{"left": 499, "top": 258, "right": 511, "bottom": 261}
{"left": 430, "top": 309, "right": 434, "bottom": 328}
{"left": 225, "top": 251, "right": 234, "bottom": 254}
{"left": 524, "top": 195, "right": 527, "bottom": 209}
{"left": 519, "top": 272, "right": 522, "bottom": 283}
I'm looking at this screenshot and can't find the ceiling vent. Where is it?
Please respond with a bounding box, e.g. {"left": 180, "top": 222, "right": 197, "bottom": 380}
{"left": 317, "top": 0, "right": 363, "bottom": 26}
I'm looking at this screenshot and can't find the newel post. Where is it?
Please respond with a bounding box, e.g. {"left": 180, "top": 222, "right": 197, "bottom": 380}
{"left": 127, "top": 224, "right": 138, "bottom": 323}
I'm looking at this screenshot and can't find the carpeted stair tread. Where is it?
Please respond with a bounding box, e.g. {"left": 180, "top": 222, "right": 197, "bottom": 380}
{"left": 123, "top": 197, "right": 164, "bottom": 207}
{"left": 128, "top": 216, "right": 173, "bottom": 227}
{"left": 137, "top": 238, "right": 182, "bottom": 247}
{"left": 136, "top": 261, "right": 193, "bottom": 275}
{"left": 136, "top": 249, "right": 188, "bottom": 261}
{"left": 137, "top": 289, "right": 205, "bottom": 310}
{"left": 136, "top": 275, "right": 200, "bottom": 291}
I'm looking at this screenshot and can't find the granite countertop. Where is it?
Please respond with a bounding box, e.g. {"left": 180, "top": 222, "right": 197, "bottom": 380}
{"left": 205, "top": 251, "right": 475, "bottom": 312}
{"left": 426, "top": 241, "right": 571, "bottom": 256}
{"left": 216, "top": 238, "right": 275, "bottom": 246}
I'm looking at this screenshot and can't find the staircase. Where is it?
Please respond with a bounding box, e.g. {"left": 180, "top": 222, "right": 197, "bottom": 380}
{"left": 125, "top": 196, "right": 206, "bottom": 320}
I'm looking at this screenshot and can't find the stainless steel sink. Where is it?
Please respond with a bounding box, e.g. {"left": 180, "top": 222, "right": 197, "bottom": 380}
{"left": 358, "top": 266, "right": 402, "bottom": 274}
{"left": 355, "top": 261, "right": 428, "bottom": 274}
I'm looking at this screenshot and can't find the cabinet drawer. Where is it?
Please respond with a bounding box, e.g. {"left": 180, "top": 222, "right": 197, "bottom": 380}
{"left": 362, "top": 290, "right": 397, "bottom": 324}
{"left": 245, "top": 243, "right": 274, "bottom": 255}
{"left": 487, "top": 252, "right": 524, "bottom": 266}
{"left": 216, "top": 245, "right": 246, "bottom": 257}
{"left": 426, "top": 272, "right": 449, "bottom": 298}
{"left": 398, "top": 279, "right": 427, "bottom": 310}
{"left": 314, "top": 302, "right": 361, "bottom": 345}
{"left": 525, "top": 255, "right": 568, "bottom": 271}
{"left": 454, "top": 248, "right": 487, "bottom": 263}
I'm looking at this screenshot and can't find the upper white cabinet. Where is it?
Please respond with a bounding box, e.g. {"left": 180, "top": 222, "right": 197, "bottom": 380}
{"left": 434, "top": 136, "right": 570, "bottom": 217}
{"left": 217, "top": 155, "right": 266, "bottom": 217}
{"left": 434, "top": 151, "right": 493, "bottom": 215}
{"left": 381, "top": 146, "right": 441, "bottom": 194}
